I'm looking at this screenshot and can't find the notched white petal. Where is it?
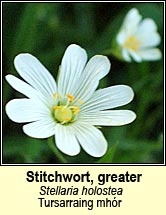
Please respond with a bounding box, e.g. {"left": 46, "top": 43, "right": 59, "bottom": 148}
{"left": 5, "top": 75, "right": 42, "bottom": 100}
{"left": 138, "top": 48, "right": 162, "bottom": 61}
{"left": 55, "top": 124, "right": 80, "bottom": 156}
{"left": 85, "top": 55, "right": 111, "bottom": 79}
{"left": 79, "top": 110, "right": 136, "bottom": 126}
{"left": 128, "top": 50, "right": 142, "bottom": 62}
{"left": 23, "top": 118, "right": 56, "bottom": 138}
{"left": 14, "top": 53, "right": 57, "bottom": 98}
{"left": 5, "top": 98, "right": 50, "bottom": 123}
{"left": 58, "top": 44, "right": 88, "bottom": 96}
{"left": 81, "top": 85, "right": 134, "bottom": 112}
{"left": 72, "top": 123, "right": 108, "bottom": 157}
{"left": 117, "top": 31, "right": 127, "bottom": 45}
{"left": 125, "top": 8, "right": 140, "bottom": 21}
{"left": 122, "top": 8, "right": 142, "bottom": 34}
{"left": 73, "top": 55, "right": 111, "bottom": 102}
{"left": 122, "top": 49, "right": 132, "bottom": 62}
{"left": 137, "top": 18, "right": 157, "bottom": 34}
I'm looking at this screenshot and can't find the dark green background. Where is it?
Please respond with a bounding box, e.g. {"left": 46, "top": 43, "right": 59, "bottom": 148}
{"left": 2, "top": 2, "right": 164, "bottom": 164}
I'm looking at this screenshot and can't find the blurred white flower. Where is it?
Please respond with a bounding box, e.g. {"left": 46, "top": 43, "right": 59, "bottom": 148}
{"left": 116, "top": 8, "right": 162, "bottom": 62}
{"left": 5, "top": 44, "right": 136, "bottom": 157}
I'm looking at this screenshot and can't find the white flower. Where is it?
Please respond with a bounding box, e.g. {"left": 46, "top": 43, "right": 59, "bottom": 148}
{"left": 116, "top": 8, "right": 162, "bottom": 62}
{"left": 5, "top": 44, "right": 136, "bottom": 157}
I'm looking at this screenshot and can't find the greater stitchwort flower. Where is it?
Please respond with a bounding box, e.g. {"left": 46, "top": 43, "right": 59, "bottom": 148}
{"left": 5, "top": 44, "right": 136, "bottom": 157}
{"left": 116, "top": 8, "right": 162, "bottom": 62}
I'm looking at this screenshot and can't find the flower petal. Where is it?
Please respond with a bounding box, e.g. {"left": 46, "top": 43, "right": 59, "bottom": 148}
{"left": 23, "top": 118, "right": 56, "bottom": 138}
{"left": 14, "top": 53, "right": 57, "bottom": 98}
{"left": 73, "top": 55, "right": 111, "bottom": 103}
{"left": 6, "top": 74, "right": 36, "bottom": 98}
{"left": 5, "top": 98, "right": 50, "bottom": 123}
{"left": 117, "top": 31, "right": 128, "bottom": 45}
{"left": 79, "top": 110, "right": 136, "bottom": 126}
{"left": 5, "top": 75, "right": 46, "bottom": 102}
{"left": 137, "top": 18, "right": 161, "bottom": 47}
{"left": 57, "top": 44, "right": 87, "bottom": 96}
{"left": 138, "top": 18, "right": 157, "bottom": 32}
{"left": 80, "top": 85, "right": 134, "bottom": 113}
{"left": 122, "top": 8, "right": 142, "bottom": 35}
{"left": 128, "top": 50, "right": 142, "bottom": 62}
{"left": 72, "top": 122, "right": 107, "bottom": 157}
{"left": 122, "top": 48, "right": 132, "bottom": 62}
{"left": 139, "top": 32, "right": 161, "bottom": 48}
{"left": 137, "top": 48, "right": 162, "bottom": 61}
{"left": 55, "top": 124, "right": 80, "bottom": 156}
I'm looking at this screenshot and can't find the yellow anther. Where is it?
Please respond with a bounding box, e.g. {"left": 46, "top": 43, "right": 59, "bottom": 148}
{"left": 69, "top": 106, "right": 80, "bottom": 113}
{"left": 58, "top": 95, "right": 62, "bottom": 99}
{"left": 78, "top": 99, "right": 84, "bottom": 104}
{"left": 66, "top": 94, "right": 74, "bottom": 102}
{"left": 123, "top": 35, "right": 140, "bottom": 51}
{"left": 64, "top": 118, "right": 70, "bottom": 121}
{"left": 53, "top": 92, "right": 57, "bottom": 100}
{"left": 53, "top": 106, "right": 61, "bottom": 110}
{"left": 73, "top": 106, "right": 80, "bottom": 115}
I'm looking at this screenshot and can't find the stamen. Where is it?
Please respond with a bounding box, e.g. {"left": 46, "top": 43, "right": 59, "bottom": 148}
{"left": 72, "top": 106, "right": 80, "bottom": 115}
{"left": 53, "top": 92, "right": 57, "bottom": 100}
{"left": 61, "top": 119, "right": 70, "bottom": 125}
{"left": 53, "top": 106, "right": 61, "bottom": 110}
{"left": 66, "top": 94, "right": 74, "bottom": 102}
{"left": 64, "top": 117, "right": 71, "bottom": 121}
{"left": 123, "top": 35, "right": 140, "bottom": 51}
{"left": 78, "top": 99, "right": 84, "bottom": 104}
{"left": 58, "top": 95, "right": 62, "bottom": 99}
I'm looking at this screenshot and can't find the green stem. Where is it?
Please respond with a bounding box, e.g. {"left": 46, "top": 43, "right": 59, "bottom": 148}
{"left": 47, "top": 137, "right": 67, "bottom": 163}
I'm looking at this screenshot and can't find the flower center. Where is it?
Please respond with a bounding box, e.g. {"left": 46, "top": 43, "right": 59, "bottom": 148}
{"left": 54, "top": 106, "right": 73, "bottom": 123}
{"left": 123, "top": 35, "right": 140, "bottom": 51}
{"left": 52, "top": 93, "right": 82, "bottom": 124}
